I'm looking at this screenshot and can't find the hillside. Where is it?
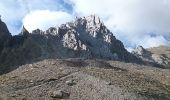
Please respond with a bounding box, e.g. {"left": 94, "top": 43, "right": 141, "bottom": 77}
{"left": 0, "top": 59, "right": 170, "bottom": 100}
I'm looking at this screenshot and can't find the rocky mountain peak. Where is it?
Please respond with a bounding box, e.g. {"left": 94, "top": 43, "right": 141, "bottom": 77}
{"left": 27, "top": 15, "right": 137, "bottom": 61}
{"left": 132, "top": 45, "right": 149, "bottom": 56}
{"left": 71, "top": 15, "right": 109, "bottom": 39}
{"left": 132, "top": 45, "right": 170, "bottom": 68}
{"left": 0, "top": 19, "right": 10, "bottom": 35}
{"left": 85, "top": 15, "right": 101, "bottom": 28}
{"left": 0, "top": 19, "right": 11, "bottom": 47}
{"left": 19, "top": 26, "right": 29, "bottom": 36}
{"left": 86, "top": 15, "right": 101, "bottom": 24}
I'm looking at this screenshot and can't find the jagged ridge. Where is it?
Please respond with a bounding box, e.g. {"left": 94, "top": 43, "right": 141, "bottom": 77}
{"left": 0, "top": 15, "right": 140, "bottom": 74}
{"left": 29, "top": 15, "right": 137, "bottom": 61}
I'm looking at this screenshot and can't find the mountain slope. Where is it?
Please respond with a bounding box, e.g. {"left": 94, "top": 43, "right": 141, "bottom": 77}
{"left": 0, "top": 59, "right": 170, "bottom": 100}
{"left": 132, "top": 45, "right": 170, "bottom": 68}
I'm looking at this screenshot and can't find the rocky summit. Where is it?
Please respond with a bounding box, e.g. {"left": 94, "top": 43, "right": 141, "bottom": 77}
{"left": 31, "top": 15, "right": 136, "bottom": 61}
{"left": 0, "top": 15, "right": 141, "bottom": 74}
{"left": 0, "top": 19, "right": 11, "bottom": 49}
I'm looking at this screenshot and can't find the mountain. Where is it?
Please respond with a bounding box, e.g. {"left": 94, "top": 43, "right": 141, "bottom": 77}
{"left": 29, "top": 15, "right": 136, "bottom": 61}
{"left": 0, "top": 15, "right": 141, "bottom": 74}
{"left": 132, "top": 45, "right": 170, "bottom": 68}
{"left": 0, "top": 19, "right": 11, "bottom": 50}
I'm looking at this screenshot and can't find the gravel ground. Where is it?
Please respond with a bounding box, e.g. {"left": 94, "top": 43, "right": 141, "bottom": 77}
{"left": 0, "top": 59, "right": 170, "bottom": 100}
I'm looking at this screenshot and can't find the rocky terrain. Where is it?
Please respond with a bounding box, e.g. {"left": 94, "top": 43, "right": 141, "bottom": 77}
{"left": 0, "top": 59, "right": 170, "bottom": 100}
{"left": 0, "top": 15, "right": 170, "bottom": 100}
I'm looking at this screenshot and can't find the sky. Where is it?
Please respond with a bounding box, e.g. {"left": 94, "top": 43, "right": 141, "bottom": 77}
{"left": 0, "top": 0, "right": 170, "bottom": 49}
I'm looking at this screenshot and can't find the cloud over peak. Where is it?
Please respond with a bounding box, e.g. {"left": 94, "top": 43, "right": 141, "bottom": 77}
{"left": 23, "top": 10, "right": 73, "bottom": 32}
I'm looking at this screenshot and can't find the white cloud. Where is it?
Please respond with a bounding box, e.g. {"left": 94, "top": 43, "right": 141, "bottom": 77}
{"left": 69, "top": 0, "right": 170, "bottom": 48}
{"left": 69, "top": 0, "right": 170, "bottom": 34}
{"left": 23, "top": 10, "right": 73, "bottom": 32}
{"left": 17, "top": 0, "right": 67, "bottom": 12}
{"left": 0, "top": 0, "right": 28, "bottom": 34}
{"left": 138, "top": 35, "right": 170, "bottom": 48}
{"left": 0, "top": 0, "right": 69, "bottom": 34}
